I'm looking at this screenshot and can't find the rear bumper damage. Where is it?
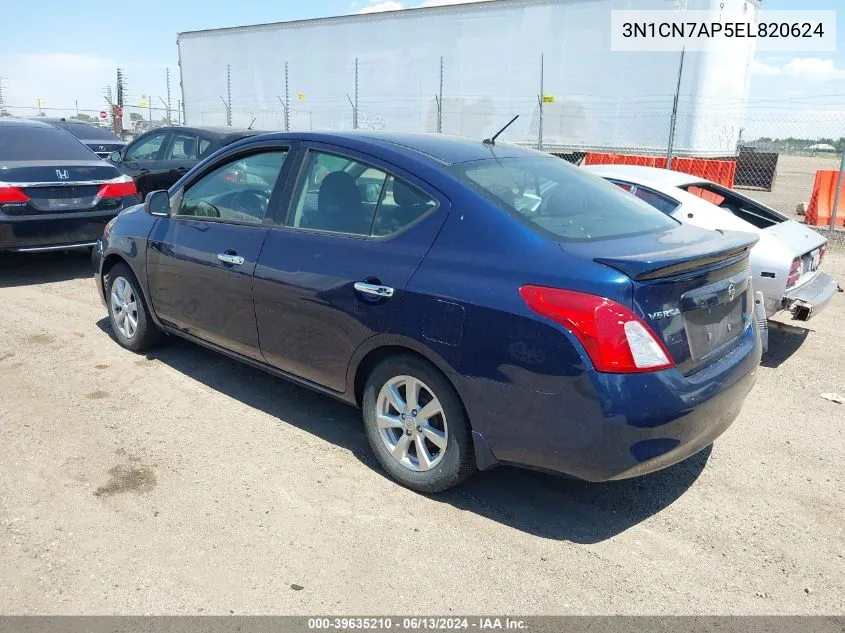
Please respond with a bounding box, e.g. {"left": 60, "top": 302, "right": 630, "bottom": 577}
{"left": 783, "top": 272, "right": 838, "bottom": 321}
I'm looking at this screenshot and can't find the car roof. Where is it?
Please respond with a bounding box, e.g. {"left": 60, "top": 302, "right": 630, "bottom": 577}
{"left": 0, "top": 118, "right": 56, "bottom": 129}
{"left": 584, "top": 164, "right": 705, "bottom": 187}
{"left": 240, "top": 131, "right": 539, "bottom": 165}
{"left": 152, "top": 125, "right": 258, "bottom": 138}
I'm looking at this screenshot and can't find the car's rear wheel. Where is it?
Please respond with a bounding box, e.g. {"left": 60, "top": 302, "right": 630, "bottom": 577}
{"left": 362, "top": 355, "right": 476, "bottom": 493}
{"left": 106, "top": 263, "right": 161, "bottom": 352}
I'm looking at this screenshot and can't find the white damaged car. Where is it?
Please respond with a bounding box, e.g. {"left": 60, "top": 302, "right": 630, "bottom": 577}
{"left": 585, "top": 165, "right": 837, "bottom": 325}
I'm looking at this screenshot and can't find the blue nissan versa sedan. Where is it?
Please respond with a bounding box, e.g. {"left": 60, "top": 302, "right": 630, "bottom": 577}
{"left": 93, "top": 131, "right": 762, "bottom": 492}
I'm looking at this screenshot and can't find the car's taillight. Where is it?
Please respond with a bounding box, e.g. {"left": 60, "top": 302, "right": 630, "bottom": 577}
{"left": 0, "top": 183, "right": 30, "bottom": 203}
{"left": 519, "top": 285, "right": 674, "bottom": 373}
{"left": 819, "top": 244, "right": 827, "bottom": 267}
{"left": 786, "top": 258, "right": 801, "bottom": 288}
{"left": 97, "top": 175, "right": 138, "bottom": 199}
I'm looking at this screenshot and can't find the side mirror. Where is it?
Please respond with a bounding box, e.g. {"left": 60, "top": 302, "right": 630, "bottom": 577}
{"left": 144, "top": 190, "right": 171, "bottom": 217}
{"left": 110, "top": 151, "right": 121, "bottom": 163}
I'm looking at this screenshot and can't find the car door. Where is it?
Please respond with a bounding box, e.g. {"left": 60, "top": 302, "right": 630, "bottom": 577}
{"left": 156, "top": 131, "right": 203, "bottom": 190}
{"left": 119, "top": 131, "right": 171, "bottom": 198}
{"left": 253, "top": 144, "right": 448, "bottom": 392}
{"left": 146, "top": 141, "right": 295, "bottom": 360}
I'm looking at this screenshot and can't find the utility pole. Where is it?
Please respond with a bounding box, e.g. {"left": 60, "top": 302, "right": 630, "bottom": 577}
{"left": 538, "top": 54, "right": 545, "bottom": 151}
{"left": 115, "top": 68, "right": 127, "bottom": 136}
{"left": 666, "top": 48, "right": 686, "bottom": 170}
{"left": 353, "top": 57, "right": 359, "bottom": 130}
{"left": 226, "top": 64, "right": 232, "bottom": 126}
{"left": 830, "top": 139, "right": 845, "bottom": 232}
{"left": 284, "top": 61, "right": 290, "bottom": 132}
{"left": 437, "top": 56, "right": 443, "bottom": 133}
{"left": 165, "top": 68, "right": 172, "bottom": 124}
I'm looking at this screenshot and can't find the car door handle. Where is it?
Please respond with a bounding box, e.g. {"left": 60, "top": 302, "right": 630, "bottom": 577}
{"left": 217, "top": 253, "right": 245, "bottom": 266}
{"left": 354, "top": 282, "right": 394, "bottom": 298}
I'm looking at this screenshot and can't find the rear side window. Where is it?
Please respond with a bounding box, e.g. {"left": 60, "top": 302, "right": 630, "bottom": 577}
{"left": 447, "top": 157, "right": 678, "bottom": 241}
{"left": 288, "top": 150, "right": 436, "bottom": 237}
{"left": 166, "top": 133, "right": 200, "bottom": 160}
{"left": 0, "top": 125, "right": 95, "bottom": 161}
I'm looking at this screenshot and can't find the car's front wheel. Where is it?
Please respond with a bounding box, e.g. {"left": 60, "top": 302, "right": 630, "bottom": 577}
{"left": 362, "top": 355, "right": 476, "bottom": 493}
{"left": 105, "top": 263, "right": 161, "bottom": 352}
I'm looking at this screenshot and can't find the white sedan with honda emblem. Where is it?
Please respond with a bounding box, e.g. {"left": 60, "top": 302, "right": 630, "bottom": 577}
{"left": 585, "top": 165, "right": 837, "bottom": 326}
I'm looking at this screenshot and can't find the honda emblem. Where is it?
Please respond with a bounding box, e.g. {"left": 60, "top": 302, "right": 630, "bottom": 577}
{"left": 56, "top": 169, "right": 69, "bottom": 180}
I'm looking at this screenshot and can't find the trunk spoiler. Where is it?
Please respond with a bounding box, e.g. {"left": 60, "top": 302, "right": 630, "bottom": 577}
{"left": 594, "top": 230, "right": 758, "bottom": 281}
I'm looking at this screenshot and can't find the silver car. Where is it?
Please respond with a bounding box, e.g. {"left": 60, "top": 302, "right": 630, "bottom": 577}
{"left": 585, "top": 165, "right": 837, "bottom": 322}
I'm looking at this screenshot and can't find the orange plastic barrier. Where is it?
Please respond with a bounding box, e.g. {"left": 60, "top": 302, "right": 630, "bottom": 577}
{"left": 805, "top": 170, "right": 845, "bottom": 228}
{"left": 585, "top": 152, "right": 737, "bottom": 189}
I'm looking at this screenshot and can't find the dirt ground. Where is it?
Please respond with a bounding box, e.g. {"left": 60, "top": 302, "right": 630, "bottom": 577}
{"left": 0, "top": 248, "right": 843, "bottom": 616}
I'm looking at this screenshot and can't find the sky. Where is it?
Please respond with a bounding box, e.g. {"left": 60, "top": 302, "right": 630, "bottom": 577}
{"left": 0, "top": 0, "right": 843, "bottom": 139}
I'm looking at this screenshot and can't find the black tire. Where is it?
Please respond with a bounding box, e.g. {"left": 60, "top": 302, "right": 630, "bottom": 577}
{"left": 105, "top": 262, "right": 161, "bottom": 352}
{"left": 362, "top": 354, "right": 476, "bottom": 493}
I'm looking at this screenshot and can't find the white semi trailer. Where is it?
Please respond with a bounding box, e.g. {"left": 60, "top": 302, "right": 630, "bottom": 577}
{"left": 177, "top": 0, "right": 760, "bottom": 157}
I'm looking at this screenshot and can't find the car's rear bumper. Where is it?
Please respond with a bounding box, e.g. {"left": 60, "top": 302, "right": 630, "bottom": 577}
{"left": 458, "top": 322, "right": 761, "bottom": 481}
{"left": 0, "top": 207, "right": 132, "bottom": 252}
{"left": 783, "top": 271, "right": 837, "bottom": 321}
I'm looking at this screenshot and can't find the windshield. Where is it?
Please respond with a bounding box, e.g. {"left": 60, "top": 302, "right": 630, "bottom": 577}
{"left": 447, "top": 157, "right": 679, "bottom": 241}
{"left": 55, "top": 122, "right": 121, "bottom": 141}
{"left": 0, "top": 125, "right": 97, "bottom": 161}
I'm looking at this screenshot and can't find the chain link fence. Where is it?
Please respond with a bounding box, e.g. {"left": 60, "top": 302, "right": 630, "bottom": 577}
{"left": 2, "top": 54, "right": 843, "bottom": 229}
{"left": 0, "top": 103, "right": 183, "bottom": 140}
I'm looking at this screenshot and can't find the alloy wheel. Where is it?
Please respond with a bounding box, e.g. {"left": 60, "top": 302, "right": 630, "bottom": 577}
{"left": 375, "top": 375, "right": 448, "bottom": 472}
{"left": 110, "top": 277, "right": 138, "bottom": 339}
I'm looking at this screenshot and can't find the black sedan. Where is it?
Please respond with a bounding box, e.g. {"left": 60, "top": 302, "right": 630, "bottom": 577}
{"left": 0, "top": 119, "right": 140, "bottom": 252}
{"left": 36, "top": 117, "right": 126, "bottom": 159}
{"left": 109, "top": 126, "right": 260, "bottom": 199}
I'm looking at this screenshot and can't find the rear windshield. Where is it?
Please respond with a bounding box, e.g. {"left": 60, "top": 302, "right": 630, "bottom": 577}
{"left": 0, "top": 126, "right": 96, "bottom": 161}
{"left": 55, "top": 122, "right": 121, "bottom": 141}
{"left": 447, "top": 157, "right": 678, "bottom": 241}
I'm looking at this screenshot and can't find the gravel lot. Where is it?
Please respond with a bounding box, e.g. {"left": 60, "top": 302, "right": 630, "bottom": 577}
{"left": 0, "top": 248, "right": 843, "bottom": 615}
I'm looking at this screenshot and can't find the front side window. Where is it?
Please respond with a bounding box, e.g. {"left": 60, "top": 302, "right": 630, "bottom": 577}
{"left": 126, "top": 132, "right": 168, "bottom": 161}
{"left": 176, "top": 150, "right": 288, "bottom": 224}
{"left": 287, "top": 151, "right": 436, "bottom": 237}
{"left": 447, "top": 157, "right": 678, "bottom": 241}
{"left": 166, "top": 133, "right": 200, "bottom": 160}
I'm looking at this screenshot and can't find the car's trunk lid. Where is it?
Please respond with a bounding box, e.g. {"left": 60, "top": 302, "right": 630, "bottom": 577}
{"left": 0, "top": 160, "right": 123, "bottom": 215}
{"left": 564, "top": 224, "right": 758, "bottom": 375}
{"left": 763, "top": 219, "right": 828, "bottom": 288}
